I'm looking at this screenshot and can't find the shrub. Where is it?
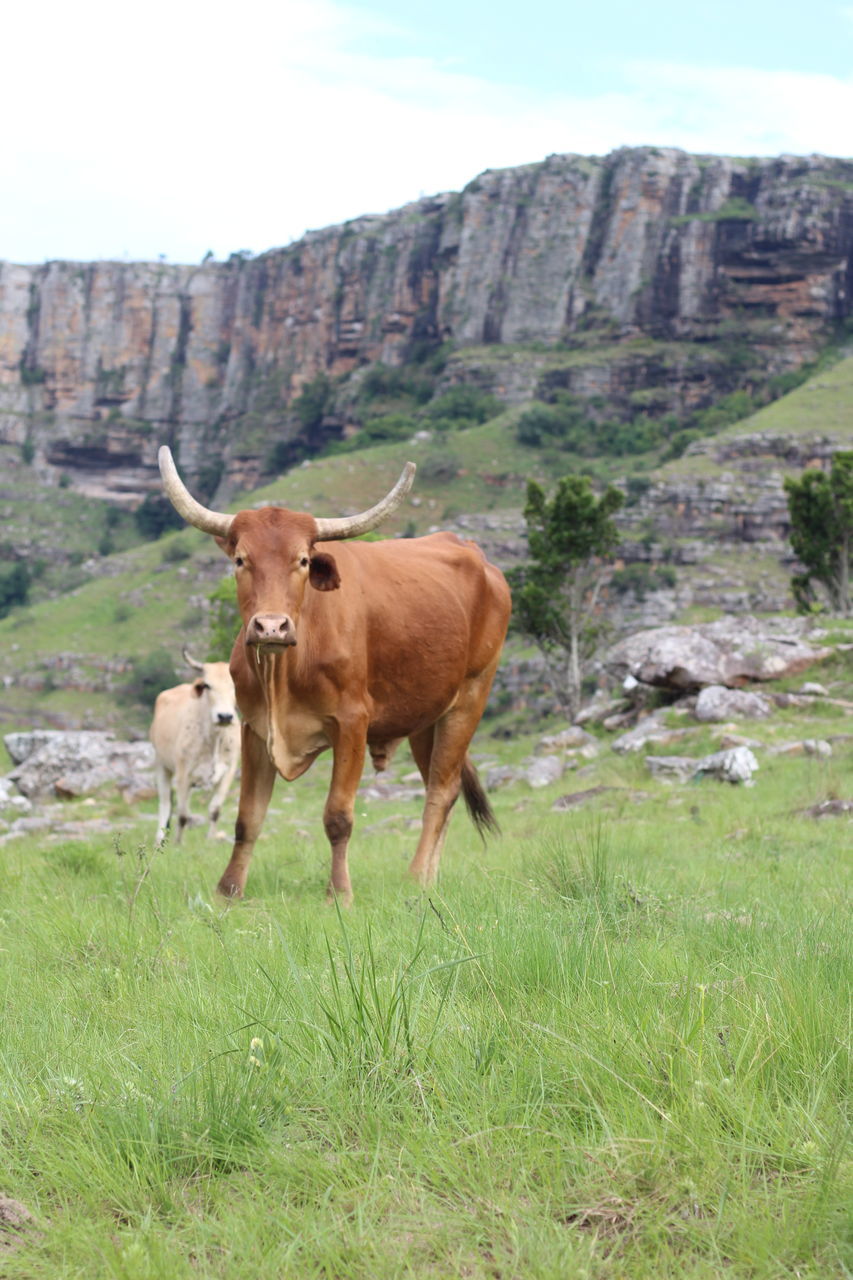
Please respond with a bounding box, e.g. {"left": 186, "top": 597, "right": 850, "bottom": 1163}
{"left": 207, "top": 575, "right": 241, "bottom": 662}
{"left": 119, "top": 649, "right": 178, "bottom": 707}
{"left": 425, "top": 385, "right": 499, "bottom": 426}
{"left": 0, "top": 562, "right": 31, "bottom": 618}
{"left": 135, "top": 494, "right": 185, "bottom": 540}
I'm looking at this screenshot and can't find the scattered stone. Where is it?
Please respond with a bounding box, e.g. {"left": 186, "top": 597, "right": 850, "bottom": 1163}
{"left": 538, "top": 726, "right": 596, "bottom": 751}
{"left": 0, "top": 779, "right": 31, "bottom": 814}
{"left": 800, "top": 798, "right": 852, "bottom": 818}
{"left": 611, "top": 712, "right": 691, "bottom": 754}
{"left": 552, "top": 786, "right": 617, "bottom": 811}
{"left": 485, "top": 764, "right": 523, "bottom": 790}
{"left": 0, "top": 1193, "right": 34, "bottom": 1243}
{"left": 800, "top": 682, "right": 828, "bottom": 696}
{"left": 694, "top": 685, "right": 773, "bottom": 723}
{"left": 645, "top": 746, "right": 759, "bottom": 785}
{"left": 525, "top": 755, "right": 564, "bottom": 788}
{"left": 716, "top": 732, "right": 763, "bottom": 750}
{"left": 770, "top": 739, "right": 833, "bottom": 759}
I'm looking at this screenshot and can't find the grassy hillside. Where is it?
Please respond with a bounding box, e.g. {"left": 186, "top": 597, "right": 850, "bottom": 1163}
{"left": 1, "top": 354, "right": 853, "bottom": 740}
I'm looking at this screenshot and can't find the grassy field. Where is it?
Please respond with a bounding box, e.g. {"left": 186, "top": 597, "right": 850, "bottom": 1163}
{"left": 0, "top": 685, "right": 850, "bottom": 1277}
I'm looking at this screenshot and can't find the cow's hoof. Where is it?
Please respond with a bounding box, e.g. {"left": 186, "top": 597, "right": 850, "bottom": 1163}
{"left": 216, "top": 879, "right": 243, "bottom": 900}
{"left": 325, "top": 888, "right": 354, "bottom": 909}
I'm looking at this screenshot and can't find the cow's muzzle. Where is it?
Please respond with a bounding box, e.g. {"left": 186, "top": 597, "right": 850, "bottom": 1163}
{"left": 247, "top": 613, "right": 297, "bottom": 649}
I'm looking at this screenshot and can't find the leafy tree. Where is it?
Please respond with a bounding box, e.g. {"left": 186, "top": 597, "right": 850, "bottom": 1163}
{"left": 508, "top": 475, "right": 624, "bottom": 718}
{"left": 207, "top": 575, "right": 241, "bottom": 662}
{"left": 784, "top": 451, "right": 853, "bottom": 615}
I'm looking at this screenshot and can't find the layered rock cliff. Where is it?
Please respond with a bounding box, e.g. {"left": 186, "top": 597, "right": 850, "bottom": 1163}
{"left": 2, "top": 146, "right": 853, "bottom": 501}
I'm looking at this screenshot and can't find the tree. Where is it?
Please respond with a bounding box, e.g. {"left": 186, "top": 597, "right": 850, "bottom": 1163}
{"left": 784, "top": 452, "right": 853, "bottom": 615}
{"left": 508, "top": 475, "right": 624, "bottom": 719}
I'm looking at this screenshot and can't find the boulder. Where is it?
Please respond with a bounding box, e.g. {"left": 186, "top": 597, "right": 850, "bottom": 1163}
{"left": 525, "top": 755, "right": 564, "bottom": 788}
{"left": 605, "top": 616, "right": 832, "bottom": 692}
{"left": 694, "top": 685, "right": 773, "bottom": 722}
{"left": 5, "top": 731, "right": 155, "bottom": 799}
{"left": 645, "top": 745, "right": 759, "bottom": 785}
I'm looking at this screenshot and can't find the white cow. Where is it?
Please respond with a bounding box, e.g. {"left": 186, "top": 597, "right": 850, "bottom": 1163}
{"left": 149, "top": 650, "right": 240, "bottom": 843}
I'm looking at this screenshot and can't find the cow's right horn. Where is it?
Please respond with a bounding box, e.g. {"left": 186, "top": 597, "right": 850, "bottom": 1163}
{"left": 182, "top": 648, "right": 205, "bottom": 672}
{"left": 159, "top": 446, "right": 233, "bottom": 538}
{"left": 314, "top": 462, "right": 417, "bottom": 541}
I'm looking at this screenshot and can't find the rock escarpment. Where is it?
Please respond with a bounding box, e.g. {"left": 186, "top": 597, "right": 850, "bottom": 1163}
{"left": 2, "top": 147, "right": 853, "bottom": 501}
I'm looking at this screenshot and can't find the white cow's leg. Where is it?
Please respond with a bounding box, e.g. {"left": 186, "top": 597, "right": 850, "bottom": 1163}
{"left": 155, "top": 762, "right": 173, "bottom": 844}
{"left": 174, "top": 763, "right": 193, "bottom": 845}
{"left": 207, "top": 746, "right": 238, "bottom": 838}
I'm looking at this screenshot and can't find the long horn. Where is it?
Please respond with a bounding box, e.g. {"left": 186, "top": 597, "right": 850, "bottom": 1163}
{"left": 314, "top": 462, "right": 417, "bottom": 541}
{"left": 182, "top": 647, "right": 205, "bottom": 672}
{"left": 158, "top": 446, "right": 233, "bottom": 538}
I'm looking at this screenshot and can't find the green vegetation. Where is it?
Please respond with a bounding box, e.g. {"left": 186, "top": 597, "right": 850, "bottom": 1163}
{"left": 207, "top": 574, "right": 241, "bottom": 662}
{"left": 0, "top": 562, "right": 32, "bottom": 618}
{"left": 785, "top": 451, "right": 853, "bottom": 615}
{"left": 509, "top": 476, "right": 624, "bottom": 717}
{"left": 0, "top": 708, "right": 849, "bottom": 1277}
{"left": 119, "top": 648, "right": 180, "bottom": 710}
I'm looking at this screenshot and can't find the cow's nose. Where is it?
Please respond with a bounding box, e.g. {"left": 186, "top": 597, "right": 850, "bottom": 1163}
{"left": 217, "top": 712, "right": 234, "bottom": 725}
{"left": 247, "top": 613, "right": 297, "bottom": 647}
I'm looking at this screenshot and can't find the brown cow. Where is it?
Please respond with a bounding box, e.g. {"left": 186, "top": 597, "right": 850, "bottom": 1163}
{"left": 158, "top": 447, "right": 511, "bottom": 903}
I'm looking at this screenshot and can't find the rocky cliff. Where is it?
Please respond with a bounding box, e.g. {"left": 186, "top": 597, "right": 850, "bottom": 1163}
{"left": 2, "top": 147, "right": 853, "bottom": 501}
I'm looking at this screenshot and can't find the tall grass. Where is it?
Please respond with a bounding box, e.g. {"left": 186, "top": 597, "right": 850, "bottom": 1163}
{"left": 0, "top": 745, "right": 850, "bottom": 1277}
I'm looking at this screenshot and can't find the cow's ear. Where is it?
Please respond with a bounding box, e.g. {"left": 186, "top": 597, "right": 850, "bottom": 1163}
{"left": 214, "top": 535, "right": 229, "bottom": 555}
{"left": 309, "top": 551, "right": 341, "bottom": 592}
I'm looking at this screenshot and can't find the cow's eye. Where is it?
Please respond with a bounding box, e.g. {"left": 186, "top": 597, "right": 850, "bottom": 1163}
{"left": 235, "top": 556, "right": 244, "bottom": 568}
{"left": 299, "top": 556, "right": 310, "bottom": 569}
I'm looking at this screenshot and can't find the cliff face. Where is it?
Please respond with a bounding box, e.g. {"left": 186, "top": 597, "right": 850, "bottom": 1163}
{"left": 2, "top": 147, "right": 853, "bottom": 501}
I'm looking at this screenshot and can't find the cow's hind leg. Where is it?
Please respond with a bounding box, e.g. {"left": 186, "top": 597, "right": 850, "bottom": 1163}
{"left": 408, "top": 673, "right": 497, "bottom": 885}
{"left": 155, "top": 762, "right": 173, "bottom": 844}
{"left": 217, "top": 726, "right": 277, "bottom": 898}
{"left": 324, "top": 719, "right": 368, "bottom": 908}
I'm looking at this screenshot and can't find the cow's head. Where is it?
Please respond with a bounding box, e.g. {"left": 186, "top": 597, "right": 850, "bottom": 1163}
{"left": 159, "top": 447, "right": 416, "bottom": 652}
{"left": 183, "top": 649, "right": 239, "bottom": 725}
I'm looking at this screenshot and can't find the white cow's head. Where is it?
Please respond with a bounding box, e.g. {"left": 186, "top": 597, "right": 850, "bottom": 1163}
{"left": 183, "top": 650, "right": 238, "bottom": 727}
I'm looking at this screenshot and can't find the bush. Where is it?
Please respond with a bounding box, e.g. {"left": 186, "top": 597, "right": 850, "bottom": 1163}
{"left": 425, "top": 385, "right": 500, "bottom": 426}
{"left": 119, "top": 649, "right": 178, "bottom": 708}
{"left": 610, "top": 563, "right": 677, "bottom": 599}
{"left": 207, "top": 575, "right": 241, "bottom": 662}
{"left": 135, "top": 494, "right": 185, "bottom": 540}
{"left": 0, "top": 562, "right": 31, "bottom": 618}
{"left": 160, "top": 538, "right": 192, "bottom": 564}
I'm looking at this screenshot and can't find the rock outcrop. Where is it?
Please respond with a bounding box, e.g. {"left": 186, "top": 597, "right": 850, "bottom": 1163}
{"left": 3, "top": 147, "right": 853, "bottom": 502}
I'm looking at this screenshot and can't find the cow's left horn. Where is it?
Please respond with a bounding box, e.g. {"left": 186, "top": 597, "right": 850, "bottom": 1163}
{"left": 158, "top": 446, "right": 233, "bottom": 538}
{"left": 314, "top": 462, "right": 417, "bottom": 541}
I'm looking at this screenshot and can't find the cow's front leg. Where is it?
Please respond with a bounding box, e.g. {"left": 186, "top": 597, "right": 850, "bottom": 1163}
{"left": 217, "top": 725, "right": 277, "bottom": 899}
{"left": 324, "top": 722, "right": 367, "bottom": 908}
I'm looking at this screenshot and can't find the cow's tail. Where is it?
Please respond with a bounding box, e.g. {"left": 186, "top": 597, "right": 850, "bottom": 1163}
{"left": 461, "top": 757, "right": 500, "bottom": 840}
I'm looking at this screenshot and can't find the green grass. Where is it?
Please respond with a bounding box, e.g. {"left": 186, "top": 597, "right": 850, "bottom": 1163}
{"left": 0, "top": 713, "right": 850, "bottom": 1277}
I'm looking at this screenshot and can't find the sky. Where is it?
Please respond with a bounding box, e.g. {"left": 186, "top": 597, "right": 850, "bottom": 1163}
{"left": 2, "top": 0, "right": 853, "bottom": 265}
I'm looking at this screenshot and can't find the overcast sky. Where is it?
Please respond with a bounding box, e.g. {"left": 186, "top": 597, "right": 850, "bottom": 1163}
{"left": 3, "top": 0, "right": 852, "bottom": 265}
